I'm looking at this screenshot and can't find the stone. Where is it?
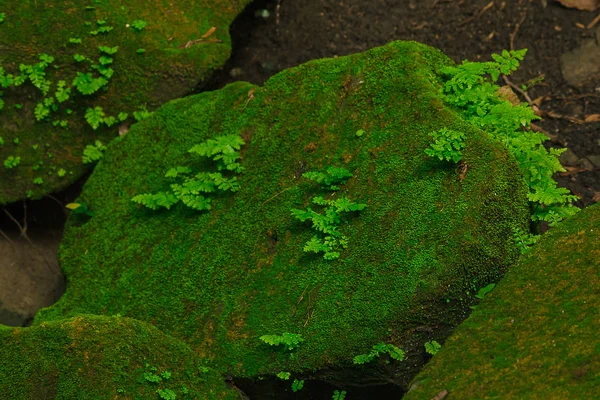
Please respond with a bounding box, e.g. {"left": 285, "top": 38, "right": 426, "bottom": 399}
{"left": 560, "top": 38, "right": 600, "bottom": 87}
{"left": 587, "top": 154, "right": 600, "bottom": 168}
{"left": 0, "top": 0, "right": 253, "bottom": 205}
{"left": 0, "top": 314, "right": 236, "bottom": 399}
{"left": 404, "top": 203, "right": 599, "bottom": 399}
{"left": 579, "top": 157, "right": 595, "bottom": 170}
{"left": 31, "top": 40, "right": 530, "bottom": 389}
{"left": 559, "top": 147, "right": 580, "bottom": 165}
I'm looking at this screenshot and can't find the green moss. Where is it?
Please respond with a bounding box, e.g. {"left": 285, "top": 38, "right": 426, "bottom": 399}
{"left": 0, "top": 0, "right": 253, "bottom": 205}
{"left": 405, "top": 203, "right": 600, "bottom": 399}
{"left": 0, "top": 314, "right": 236, "bottom": 399}
{"left": 33, "top": 41, "right": 529, "bottom": 385}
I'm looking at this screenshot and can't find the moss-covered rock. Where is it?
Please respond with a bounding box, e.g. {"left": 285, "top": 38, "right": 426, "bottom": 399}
{"left": 404, "top": 203, "right": 600, "bottom": 399}
{"left": 0, "top": 0, "right": 252, "bottom": 204}
{"left": 33, "top": 40, "right": 530, "bottom": 388}
{"left": 0, "top": 314, "right": 237, "bottom": 399}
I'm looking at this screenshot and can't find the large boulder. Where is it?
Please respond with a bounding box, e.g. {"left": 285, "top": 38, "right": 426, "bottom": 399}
{"left": 0, "top": 0, "right": 252, "bottom": 204}
{"left": 405, "top": 202, "right": 600, "bottom": 399}
{"left": 33, "top": 40, "right": 530, "bottom": 389}
{"left": 0, "top": 314, "right": 237, "bottom": 399}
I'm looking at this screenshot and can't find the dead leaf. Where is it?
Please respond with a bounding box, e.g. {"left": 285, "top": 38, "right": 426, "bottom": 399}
{"left": 497, "top": 85, "right": 521, "bottom": 106}
{"left": 202, "top": 26, "right": 216, "bottom": 38}
{"left": 593, "top": 191, "right": 600, "bottom": 202}
{"left": 584, "top": 114, "right": 600, "bottom": 122}
{"left": 555, "top": 0, "right": 599, "bottom": 11}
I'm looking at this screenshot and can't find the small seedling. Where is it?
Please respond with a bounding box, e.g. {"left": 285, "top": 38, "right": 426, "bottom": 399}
{"left": 424, "top": 340, "right": 441, "bottom": 355}
{"left": 259, "top": 332, "right": 303, "bottom": 351}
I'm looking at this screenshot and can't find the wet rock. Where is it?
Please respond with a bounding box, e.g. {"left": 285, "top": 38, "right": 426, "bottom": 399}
{"left": 0, "top": 0, "right": 253, "bottom": 205}
{"left": 0, "top": 315, "right": 237, "bottom": 399}
{"left": 559, "top": 30, "right": 600, "bottom": 87}
{"left": 559, "top": 148, "right": 581, "bottom": 165}
{"left": 0, "top": 229, "right": 65, "bottom": 326}
{"left": 587, "top": 154, "right": 600, "bottom": 167}
{"left": 32, "top": 41, "right": 530, "bottom": 391}
{"left": 579, "top": 157, "right": 595, "bottom": 170}
{"left": 405, "top": 203, "right": 600, "bottom": 399}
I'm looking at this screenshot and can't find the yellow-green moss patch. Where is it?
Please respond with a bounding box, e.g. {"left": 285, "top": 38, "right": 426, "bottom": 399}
{"left": 0, "top": 314, "right": 236, "bottom": 399}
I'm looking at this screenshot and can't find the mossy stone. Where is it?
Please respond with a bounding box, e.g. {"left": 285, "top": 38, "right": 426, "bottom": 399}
{"left": 405, "top": 203, "right": 600, "bottom": 399}
{"left": 0, "top": 0, "right": 252, "bottom": 205}
{"left": 0, "top": 314, "right": 237, "bottom": 399}
{"left": 33, "top": 40, "right": 530, "bottom": 388}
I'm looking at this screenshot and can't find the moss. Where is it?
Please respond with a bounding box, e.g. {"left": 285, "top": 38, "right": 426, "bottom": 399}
{"left": 404, "top": 203, "right": 600, "bottom": 399}
{"left": 32, "top": 41, "right": 529, "bottom": 387}
{"left": 0, "top": 314, "right": 237, "bottom": 399}
{"left": 0, "top": 0, "right": 253, "bottom": 205}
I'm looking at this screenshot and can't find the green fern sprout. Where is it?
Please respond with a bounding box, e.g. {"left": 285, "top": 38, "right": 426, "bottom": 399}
{"left": 276, "top": 372, "right": 291, "bottom": 380}
{"left": 82, "top": 140, "right": 106, "bottom": 164}
{"left": 291, "top": 196, "right": 366, "bottom": 260}
{"left": 424, "top": 340, "right": 441, "bottom": 355}
{"left": 130, "top": 20, "right": 147, "bottom": 31}
{"left": 72, "top": 72, "right": 107, "bottom": 95}
{"left": 512, "top": 227, "right": 540, "bottom": 254}
{"left": 302, "top": 166, "right": 353, "bottom": 190}
{"left": 425, "top": 128, "right": 466, "bottom": 163}
{"left": 3, "top": 156, "right": 20, "bottom": 169}
{"left": 332, "top": 390, "right": 347, "bottom": 400}
{"left": 353, "top": 342, "right": 405, "bottom": 365}
{"left": 292, "top": 166, "right": 366, "bottom": 260}
{"left": 259, "top": 332, "right": 304, "bottom": 351}
{"left": 292, "top": 379, "right": 304, "bottom": 392}
{"left": 132, "top": 134, "right": 245, "bottom": 212}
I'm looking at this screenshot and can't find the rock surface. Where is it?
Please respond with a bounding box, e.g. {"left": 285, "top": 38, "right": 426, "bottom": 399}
{"left": 31, "top": 40, "right": 530, "bottom": 389}
{"left": 0, "top": 229, "right": 65, "bottom": 326}
{"left": 404, "top": 203, "right": 599, "bottom": 399}
{"left": 0, "top": 0, "right": 252, "bottom": 205}
{"left": 0, "top": 314, "right": 237, "bottom": 399}
{"left": 559, "top": 27, "right": 600, "bottom": 87}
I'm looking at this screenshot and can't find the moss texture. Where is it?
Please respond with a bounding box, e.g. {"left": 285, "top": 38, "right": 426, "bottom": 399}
{"left": 32, "top": 41, "right": 530, "bottom": 387}
{"left": 404, "top": 203, "right": 600, "bottom": 399}
{"left": 0, "top": 0, "right": 252, "bottom": 205}
{"left": 0, "top": 314, "right": 237, "bottom": 399}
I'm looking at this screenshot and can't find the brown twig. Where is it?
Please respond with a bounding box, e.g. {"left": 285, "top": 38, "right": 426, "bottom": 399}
{"left": 459, "top": 1, "right": 494, "bottom": 26}
{"left": 178, "top": 27, "right": 222, "bottom": 48}
{"left": 586, "top": 14, "right": 600, "bottom": 29}
{"left": 502, "top": 75, "right": 535, "bottom": 106}
{"left": 510, "top": 11, "right": 528, "bottom": 50}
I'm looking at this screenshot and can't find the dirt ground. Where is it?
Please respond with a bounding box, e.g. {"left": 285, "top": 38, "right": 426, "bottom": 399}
{"left": 0, "top": 0, "right": 598, "bottom": 397}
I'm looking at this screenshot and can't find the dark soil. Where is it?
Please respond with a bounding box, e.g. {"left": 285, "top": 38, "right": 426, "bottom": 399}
{"left": 1, "top": 0, "right": 599, "bottom": 398}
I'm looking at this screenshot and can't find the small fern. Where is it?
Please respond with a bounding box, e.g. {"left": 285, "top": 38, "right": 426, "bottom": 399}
{"left": 424, "top": 340, "right": 442, "bottom": 355}
{"left": 302, "top": 166, "right": 353, "bottom": 190}
{"left": 425, "top": 128, "right": 466, "bottom": 163}
{"left": 131, "top": 192, "right": 179, "bottom": 210}
{"left": 291, "top": 190, "right": 366, "bottom": 260}
{"left": 353, "top": 342, "right": 405, "bottom": 365}
{"left": 132, "top": 134, "right": 245, "bottom": 212}
{"left": 82, "top": 140, "right": 106, "bottom": 164}
{"left": 439, "top": 49, "right": 579, "bottom": 226}
{"left": 259, "top": 332, "right": 304, "bottom": 351}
